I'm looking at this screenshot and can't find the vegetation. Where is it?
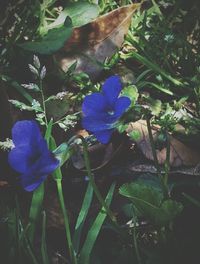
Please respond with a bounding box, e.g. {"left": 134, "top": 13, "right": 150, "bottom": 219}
{"left": 0, "top": 1, "right": 200, "bottom": 263}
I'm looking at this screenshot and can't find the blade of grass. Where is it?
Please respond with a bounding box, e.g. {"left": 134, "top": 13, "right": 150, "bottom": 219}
{"left": 122, "top": 51, "right": 183, "bottom": 86}
{"left": 79, "top": 183, "right": 116, "bottom": 264}
{"left": 41, "top": 211, "right": 49, "bottom": 264}
{"left": 0, "top": 75, "right": 33, "bottom": 103}
{"left": 73, "top": 182, "right": 93, "bottom": 255}
{"left": 138, "top": 81, "right": 174, "bottom": 95}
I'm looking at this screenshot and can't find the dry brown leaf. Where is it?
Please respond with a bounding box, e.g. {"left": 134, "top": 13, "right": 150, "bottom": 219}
{"left": 0, "top": 181, "right": 9, "bottom": 187}
{"left": 55, "top": 3, "right": 140, "bottom": 79}
{"left": 126, "top": 120, "right": 200, "bottom": 167}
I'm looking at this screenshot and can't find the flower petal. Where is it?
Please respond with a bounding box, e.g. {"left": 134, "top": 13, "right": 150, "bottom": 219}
{"left": 21, "top": 173, "right": 47, "bottom": 192}
{"left": 8, "top": 146, "right": 32, "bottom": 173}
{"left": 12, "top": 120, "right": 42, "bottom": 146}
{"left": 29, "top": 139, "right": 59, "bottom": 176}
{"left": 82, "top": 93, "right": 106, "bottom": 116}
{"left": 94, "top": 129, "right": 114, "bottom": 144}
{"left": 82, "top": 115, "right": 117, "bottom": 132}
{"left": 114, "top": 96, "right": 131, "bottom": 118}
{"left": 102, "top": 76, "right": 122, "bottom": 107}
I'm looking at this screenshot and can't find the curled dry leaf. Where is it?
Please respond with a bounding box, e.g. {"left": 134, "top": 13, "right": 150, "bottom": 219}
{"left": 126, "top": 120, "right": 200, "bottom": 167}
{"left": 55, "top": 3, "right": 140, "bottom": 79}
{"left": 71, "top": 130, "right": 124, "bottom": 171}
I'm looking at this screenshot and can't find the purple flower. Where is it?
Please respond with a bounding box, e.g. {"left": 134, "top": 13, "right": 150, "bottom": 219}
{"left": 8, "top": 120, "right": 59, "bottom": 191}
{"left": 82, "top": 76, "right": 131, "bottom": 144}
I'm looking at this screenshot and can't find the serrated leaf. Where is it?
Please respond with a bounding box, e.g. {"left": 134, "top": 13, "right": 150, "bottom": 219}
{"left": 18, "top": 17, "right": 72, "bottom": 55}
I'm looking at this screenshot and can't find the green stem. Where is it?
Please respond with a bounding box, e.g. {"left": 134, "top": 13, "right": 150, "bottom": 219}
{"left": 28, "top": 183, "right": 45, "bottom": 244}
{"left": 40, "top": 79, "right": 48, "bottom": 127}
{"left": 81, "top": 137, "right": 116, "bottom": 222}
{"left": 146, "top": 118, "right": 168, "bottom": 198}
{"left": 56, "top": 179, "right": 77, "bottom": 264}
{"left": 132, "top": 214, "right": 142, "bottom": 264}
{"left": 164, "top": 132, "right": 170, "bottom": 188}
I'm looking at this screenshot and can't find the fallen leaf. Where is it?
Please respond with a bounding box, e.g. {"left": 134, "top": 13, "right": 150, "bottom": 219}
{"left": 126, "top": 120, "right": 200, "bottom": 167}
{"left": 55, "top": 3, "right": 140, "bottom": 79}
{"left": 0, "top": 181, "right": 9, "bottom": 187}
{"left": 71, "top": 133, "right": 124, "bottom": 171}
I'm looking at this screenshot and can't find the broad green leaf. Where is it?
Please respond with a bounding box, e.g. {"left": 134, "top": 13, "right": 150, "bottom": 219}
{"left": 119, "top": 182, "right": 163, "bottom": 208}
{"left": 18, "top": 17, "right": 72, "bottom": 55}
{"left": 47, "top": 1, "right": 99, "bottom": 30}
{"left": 119, "top": 182, "right": 183, "bottom": 226}
{"left": 156, "top": 200, "right": 183, "bottom": 226}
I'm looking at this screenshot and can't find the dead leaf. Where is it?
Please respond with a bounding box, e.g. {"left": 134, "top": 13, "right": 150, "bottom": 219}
{"left": 126, "top": 120, "right": 200, "bottom": 167}
{"left": 71, "top": 132, "right": 124, "bottom": 171}
{"left": 0, "top": 181, "right": 9, "bottom": 187}
{"left": 55, "top": 3, "right": 140, "bottom": 79}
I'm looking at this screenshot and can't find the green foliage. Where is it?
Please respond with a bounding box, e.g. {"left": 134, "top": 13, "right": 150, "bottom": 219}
{"left": 79, "top": 183, "right": 116, "bottom": 264}
{"left": 18, "top": 17, "right": 72, "bottom": 54}
{"left": 119, "top": 182, "right": 183, "bottom": 226}
{"left": 46, "top": 1, "right": 99, "bottom": 30}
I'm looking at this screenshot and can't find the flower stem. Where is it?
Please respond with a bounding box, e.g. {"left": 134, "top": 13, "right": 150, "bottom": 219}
{"left": 164, "top": 132, "right": 170, "bottom": 187}
{"left": 132, "top": 214, "right": 142, "bottom": 264}
{"left": 146, "top": 118, "right": 169, "bottom": 198}
{"left": 28, "top": 183, "right": 45, "bottom": 244}
{"left": 56, "top": 179, "right": 77, "bottom": 264}
{"left": 80, "top": 137, "right": 116, "bottom": 223}
{"left": 39, "top": 79, "right": 48, "bottom": 127}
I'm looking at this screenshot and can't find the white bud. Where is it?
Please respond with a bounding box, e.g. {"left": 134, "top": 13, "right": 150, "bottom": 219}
{"left": 33, "top": 55, "right": 40, "bottom": 69}
{"left": 40, "top": 65, "right": 46, "bottom": 79}
{"left": 28, "top": 64, "right": 39, "bottom": 77}
{"left": 21, "top": 83, "right": 40, "bottom": 91}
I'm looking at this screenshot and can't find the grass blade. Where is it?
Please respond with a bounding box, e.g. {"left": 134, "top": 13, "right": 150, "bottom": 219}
{"left": 79, "top": 183, "right": 116, "bottom": 264}
{"left": 41, "top": 211, "right": 49, "bottom": 264}
{"left": 73, "top": 182, "right": 93, "bottom": 254}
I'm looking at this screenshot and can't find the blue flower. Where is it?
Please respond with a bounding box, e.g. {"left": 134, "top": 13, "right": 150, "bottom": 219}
{"left": 8, "top": 120, "right": 59, "bottom": 191}
{"left": 82, "top": 75, "right": 131, "bottom": 144}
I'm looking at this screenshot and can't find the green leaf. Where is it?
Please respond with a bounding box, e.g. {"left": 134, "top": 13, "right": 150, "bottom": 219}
{"left": 79, "top": 183, "right": 115, "bottom": 264}
{"left": 156, "top": 200, "right": 183, "bottom": 226}
{"left": 73, "top": 182, "right": 93, "bottom": 254}
{"left": 119, "top": 182, "right": 183, "bottom": 226}
{"left": 47, "top": 1, "right": 99, "bottom": 30}
{"left": 41, "top": 211, "right": 50, "bottom": 264}
{"left": 128, "top": 130, "right": 141, "bottom": 141}
{"left": 18, "top": 17, "right": 72, "bottom": 55}
{"left": 122, "top": 85, "right": 139, "bottom": 106}
{"left": 53, "top": 142, "right": 73, "bottom": 167}
{"left": 28, "top": 183, "right": 45, "bottom": 244}
{"left": 128, "top": 52, "right": 183, "bottom": 86}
